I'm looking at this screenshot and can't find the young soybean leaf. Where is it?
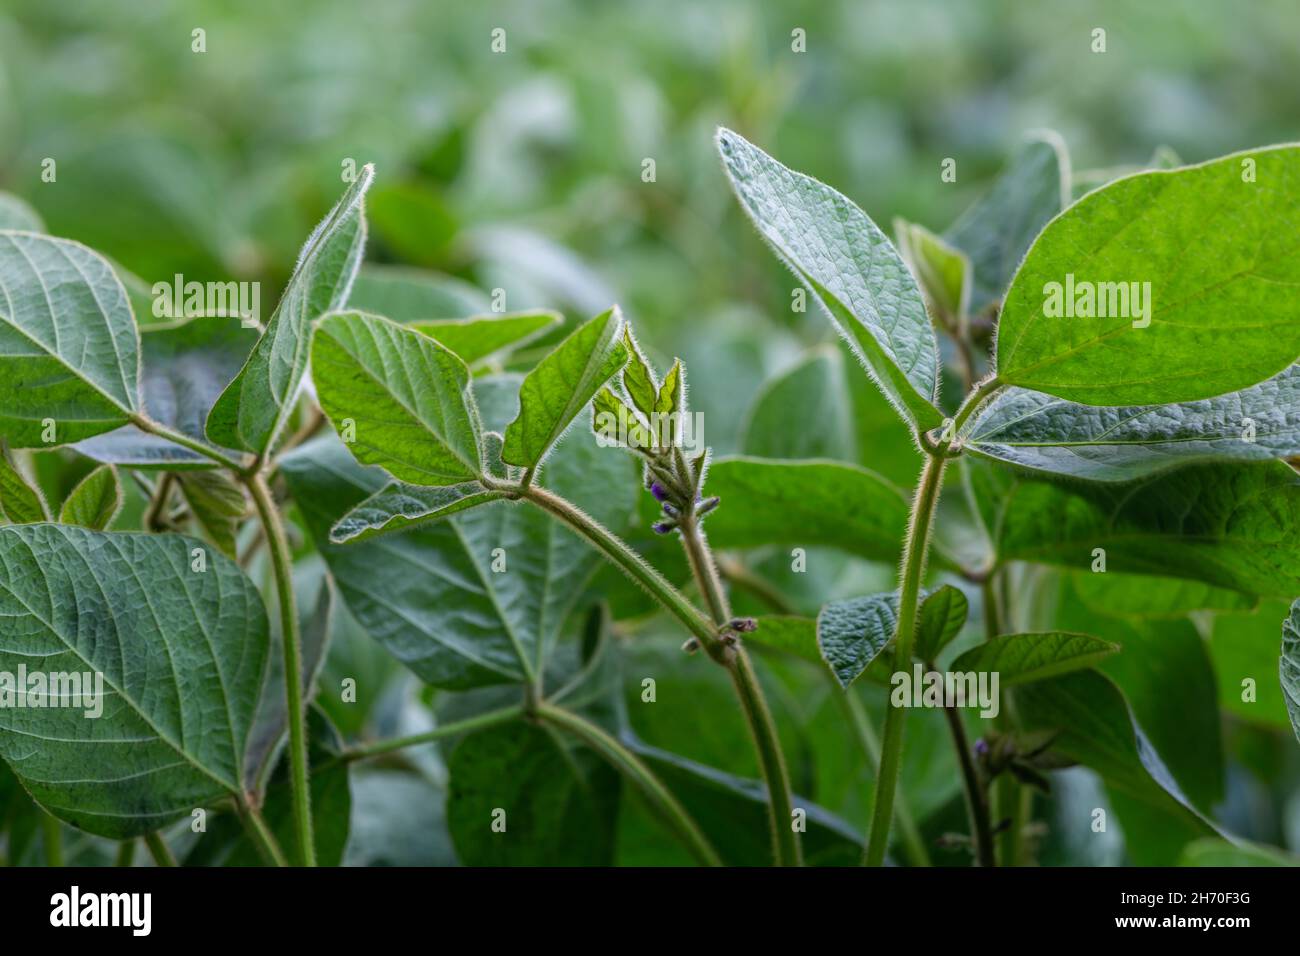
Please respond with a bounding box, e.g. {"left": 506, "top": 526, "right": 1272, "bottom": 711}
{"left": 0, "top": 233, "right": 141, "bottom": 446}
{"left": 963, "top": 364, "right": 1300, "bottom": 481}
{"left": 943, "top": 132, "right": 1068, "bottom": 314}
{"left": 178, "top": 470, "right": 248, "bottom": 557}
{"left": 704, "top": 457, "right": 912, "bottom": 566}
{"left": 58, "top": 464, "right": 121, "bottom": 529}
{"left": 1282, "top": 599, "right": 1300, "bottom": 746}
{"left": 951, "top": 632, "right": 1118, "bottom": 687}
{"left": 656, "top": 359, "right": 682, "bottom": 415}
{"left": 74, "top": 316, "right": 256, "bottom": 470}
{"left": 817, "top": 591, "right": 903, "bottom": 689}
{"left": 206, "top": 166, "right": 372, "bottom": 454}
{"left": 0, "top": 525, "right": 269, "bottom": 838}
{"left": 592, "top": 386, "right": 653, "bottom": 452}
{"left": 913, "top": 585, "right": 969, "bottom": 662}
{"left": 621, "top": 327, "right": 658, "bottom": 417}
{"left": 997, "top": 145, "right": 1300, "bottom": 405}
{"left": 895, "top": 219, "right": 971, "bottom": 334}
{"left": 0, "top": 192, "right": 44, "bottom": 231}
{"left": 409, "top": 310, "right": 561, "bottom": 366}
{"left": 313, "top": 310, "right": 484, "bottom": 485}
{"left": 0, "top": 450, "right": 49, "bottom": 523}
{"left": 502, "top": 307, "right": 629, "bottom": 469}
{"left": 717, "top": 128, "right": 942, "bottom": 431}
{"left": 331, "top": 481, "right": 506, "bottom": 544}
{"left": 991, "top": 459, "right": 1300, "bottom": 598}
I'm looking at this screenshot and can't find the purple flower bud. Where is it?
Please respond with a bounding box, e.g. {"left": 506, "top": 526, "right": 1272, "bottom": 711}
{"left": 974, "top": 739, "right": 989, "bottom": 757}
{"left": 652, "top": 520, "right": 675, "bottom": 535}
{"left": 650, "top": 482, "right": 669, "bottom": 502}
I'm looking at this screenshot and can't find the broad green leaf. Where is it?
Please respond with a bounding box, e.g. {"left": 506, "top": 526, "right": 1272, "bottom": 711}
{"left": 502, "top": 307, "right": 628, "bottom": 469}
{"left": 1283, "top": 598, "right": 1300, "bottom": 745}
{"left": 964, "top": 365, "right": 1300, "bottom": 481}
{"left": 895, "top": 218, "right": 970, "bottom": 331}
{"left": 178, "top": 469, "right": 247, "bottom": 557}
{"left": 1179, "top": 838, "right": 1299, "bottom": 867}
{"left": 817, "top": 591, "right": 901, "bottom": 688}
{"left": 410, "top": 310, "right": 560, "bottom": 366}
{"left": 346, "top": 264, "right": 490, "bottom": 321}
{"left": 1013, "top": 670, "right": 1220, "bottom": 835}
{"left": 989, "top": 459, "right": 1300, "bottom": 598}
{"left": 73, "top": 315, "right": 256, "bottom": 470}
{"left": 913, "top": 585, "right": 969, "bottom": 662}
{"left": 997, "top": 145, "right": 1300, "bottom": 405}
{"left": 620, "top": 328, "right": 658, "bottom": 418}
{"left": 741, "top": 347, "right": 854, "bottom": 461}
{"left": 313, "top": 310, "right": 484, "bottom": 485}
{"left": 281, "top": 378, "right": 636, "bottom": 689}
{"left": 717, "top": 128, "right": 942, "bottom": 431}
{"left": 745, "top": 616, "right": 823, "bottom": 667}
{"left": 951, "top": 632, "right": 1117, "bottom": 687}
{"left": 1073, "top": 571, "right": 1255, "bottom": 618}
{"left": 447, "top": 721, "right": 619, "bottom": 866}
{"left": 703, "top": 457, "right": 910, "bottom": 566}
{"left": 366, "top": 181, "right": 456, "bottom": 266}
{"left": 1208, "top": 599, "right": 1293, "bottom": 731}
{"left": 207, "top": 167, "right": 372, "bottom": 454}
{"left": 0, "top": 451, "right": 48, "bottom": 523}
{"left": 331, "top": 480, "right": 506, "bottom": 544}
{"left": 943, "top": 133, "right": 1068, "bottom": 314}
{"left": 0, "top": 232, "right": 141, "bottom": 446}
{"left": 58, "top": 464, "right": 121, "bottom": 529}
{"left": 0, "top": 193, "right": 44, "bottom": 232}
{"left": 0, "top": 525, "right": 269, "bottom": 837}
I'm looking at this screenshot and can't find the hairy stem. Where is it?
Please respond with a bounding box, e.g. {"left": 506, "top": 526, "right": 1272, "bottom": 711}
{"left": 941, "top": 698, "right": 995, "bottom": 866}
{"left": 536, "top": 702, "right": 722, "bottom": 867}
{"left": 679, "top": 515, "right": 802, "bottom": 867}
{"left": 144, "top": 830, "right": 177, "bottom": 867}
{"left": 242, "top": 806, "right": 290, "bottom": 867}
{"left": 864, "top": 452, "right": 947, "bottom": 866}
{"left": 141, "top": 473, "right": 175, "bottom": 531}
{"left": 130, "top": 413, "right": 248, "bottom": 473}
{"left": 246, "top": 473, "right": 316, "bottom": 866}
{"left": 342, "top": 704, "right": 526, "bottom": 762}
{"left": 114, "top": 839, "right": 137, "bottom": 867}
{"left": 41, "top": 813, "right": 63, "bottom": 867}
{"left": 983, "top": 574, "right": 1022, "bottom": 866}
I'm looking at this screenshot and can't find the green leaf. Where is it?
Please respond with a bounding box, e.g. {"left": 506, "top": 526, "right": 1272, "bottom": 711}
{"left": 703, "top": 457, "right": 910, "bottom": 565}
{"left": 913, "top": 585, "right": 969, "bottom": 662}
{"left": 206, "top": 167, "right": 372, "bottom": 454}
{"left": 1073, "top": 571, "right": 1255, "bottom": 618}
{"left": 410, "top": 310, "right": 561, "bottom": 367}
{"left": 817, "top": 591, "right": 901, "bottom": 689}
{"left": 716, "top": 128, "right": 942, "bottom": 431}
{"left": 744, "top": 616, "right": 823, "bottom": 666}
{"left": 1282, "top": 598, "right": 1300, "bottom": 746}
{"left": 73, "top": 315, "right": 256, "bottom": 470}
{"left": 741, "top": 347, "right": 854, "bottom": 460}
{"left": 997, "top": 145, "right": 1300, "bottom": 405}
{"left": 620, "top": 327, "right": 658, "bottom": 418}
{"left": 313, "top": 310, "right": 484, "bottom": 485}
{"left": 1208, "top": 599, "right": 1294, "bottom": 731}
{"left": 964, "top": 365, "right": 1300, "bottom": 481}
{"left": 447, "top": 721, "right": 619, "bottom": 866}
{"left": 1179, "top": 837, "right": 1299, "bottom": 867}
{"left": 0, "top": 232, "right": 141, "bottom": 446}
{"left": 281, "top": 378, "right": 636, "bottom": 689}
{"left": 951, "top": 632, "right": 1117, "bottom": 687}
{"left": 656, "top": 359, "right": 683, "bottom": 416}
{"left": 178, "top": 469, "right": 247, "bottom": 557}
{"left": 895, "top": 218, "right": 970, "bottom": 331}
{"left": 331, "top": 480, "right": 506, "bottom": 544}
{"left": 347, "top": 264, "right": 491, "bottom": 320}
{"left": 0, "top": 451, "right": 49, "bottom": 523}
{"left": 1012, "top": 670, "right": 1220, "bottom": 835}
{"left": 592, "top": 387, "right": 653, "bottom": 451}
{"left": 988, "top": 459, "right": 1300, "bottom": 598}
{"left": 0, "top": 193, "right": 44, "bottom": 232}
{"left": 0, "top": 525, "right": 269, "bottom": 837}
{"left": 502, "top": 307, "right": 629, "bottom": 469}
{"left": 943, "top": 132, "right": 1068, "bottom": 314}
{"left": 58, "top": 464, "right": 121, "bottom": 529}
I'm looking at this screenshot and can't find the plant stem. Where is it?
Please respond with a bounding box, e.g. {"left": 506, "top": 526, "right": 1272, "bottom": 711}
{"left": 940, "top": 699, "right": 995, "bottom": 866}
{"left": 679, "top": 515, "right": 802, "bottom": 867}
{"left": 141, "top": 473, "right": 175, "bottom": 531}
{"left": 839, "top": 688, "right": 930, "bottom": 867}
{"left": 864, "top": 451, "right": 947, "bottom": 866}
{"left": 982, "top": 574, "right": 1021, "bottom": 866}
{"left": 242, "top": 806, "right": 290, "bottom": 867}
{"left": 130, "top": 413, "right": 248, "bottom": 473}
{"left": 144, "top": 831, "right": 177, "bottom": 867}
{"left": 343, "top": 704, "right": 526, "bottom": 762}
{"left": 536, "top": 702, "right": 722, "bottom": 867}
{"left": 114, "top": 839, "right": 137, "bottom": 867}
{"left": 519, "top": 485, "right": 717, "bottom": 649}
{"left": 246, "top": 472, "right": 316, "bottom": 867}
{"left": 41, "top": 813, "right": 63, "bottom": 867}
